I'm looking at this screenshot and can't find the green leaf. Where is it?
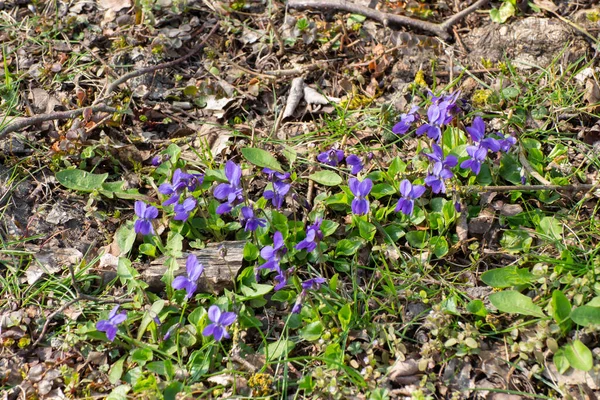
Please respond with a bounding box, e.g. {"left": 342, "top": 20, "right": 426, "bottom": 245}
{"left": 357, "top": 219, "right": 376, "bottom": 241}
{"left": 146, "top": 360, "right": 174, "bottom": 379}
{"left": 371, "top": 183, "right": 396, "bottom": 199}
{"left": 499, "top": 153, "right": 523, "bottom": 185}
{"left": 130, "top": 348, "right": 153, "bottom": 366}
{"left": 117, "top": 257, "right": 139, "bottom": 282}
{"left": 466, "top": 300, "right": 488, "bottom": 317}
{"left": 490, "top": 1, "right": 515, "bottom": 23}
{"left": 263, "top": 340, "right": 295, "bottom": 360}
{"left": 335, "top": 238, "right": 364, "bottom": 256}
{"left": 553, "top": 348, "right": 570, "bottom": 374}
{"left": 139, "top": 243, "right": 156, "bottom": 257}
{"left": 338, "top": 303, "right": 352, "bottom": 331}
{"left": 551, "top": 290, "right": 572, "bottom": 332}
{"left": 489, "top": 291, "right": 545, "bottom": 318}
{"left": 239, "top": 283, "right": 273, "bottom": 300}
{"left": 480, "top": 265, "right": 535, "bottom": 288}
{"left": 107, "top": 384, "right": 131, "bottom": 400}
{"left": 241, "top": 147, "right": 283, "bottom": 172}
{"left": 271, "top": 290, "right": 294, "bottom": 303}
{"left": 243, "top": 242, "right": 259, "bottom": 261}
{"left": 308, "top": 170, "right": 343, "bottom": 186}
{"left": 570, "top": 306, "right": 600, "bottom": 327}
{"left": 564, "top": 340, "right": 593, "bottom": 371}
{"left": 538, "top": 216, "right": 563, "bottom": 241}
{"left": 116, "top": 222, "right": 136, "bottom": 255}
{"left": 109, "top": 357, "right": 126, "bottom": 385}
{"left": 430, "top": 236, "right": 448, "bottom": 258}
{"left": 405, "top": 230, "right": 429, "bottom": 249}
{"left": 500, "top": 230, "right": 532, "bottom": 253}
{"left": 282, "top": 145, "right": 297, "bottom": 166}
{"left": 56, "top": 169, "right": 108, "bottom": 192}
{"left": 137, "top": 300, "right": 164, "bottom": 340}
{"left": 320, "top": 220, "right": 339, "bottom": 237}
{"left": 300, "top": 321, "right": 323, "bottom": 341}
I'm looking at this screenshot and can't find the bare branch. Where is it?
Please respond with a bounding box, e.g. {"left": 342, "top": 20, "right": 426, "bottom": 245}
{"left": 287, "top": 0, "right": 490, "bottom": 41}
{"left": 0, "top": 104, "right": 117, "bottom": 140}
{"left": 105, "top": 23, "right": 219, "bottom": 96}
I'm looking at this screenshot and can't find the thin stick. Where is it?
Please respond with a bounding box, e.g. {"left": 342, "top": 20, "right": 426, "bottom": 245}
{"left": 104, "top": 23, "right": 219, "bottom": 95}
{"left": 0, "top": 104, "right": 117, "bottom": 140}
{"left": 464, "top": 184, "right": 596, "bottom": 193}
{"left": 287, "top": 0, "right": 490, "bottom": 41}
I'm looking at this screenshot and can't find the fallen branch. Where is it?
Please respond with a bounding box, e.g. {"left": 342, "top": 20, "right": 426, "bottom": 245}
{"left": 287, "top": 0, "right": 489, "bottom": 41}
{"left": 0, "top": 104, "right": 117, "bottom": 140}
{"left": 464, "top": 183, "right": 596, "bottom": 193}
{"left": 104, "top": 23, "right": 219, "bottom": 96}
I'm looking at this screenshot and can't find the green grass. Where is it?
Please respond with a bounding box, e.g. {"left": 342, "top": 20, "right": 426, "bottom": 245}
{"left": 3, "top": 4, "right": 600, "bottom": 399}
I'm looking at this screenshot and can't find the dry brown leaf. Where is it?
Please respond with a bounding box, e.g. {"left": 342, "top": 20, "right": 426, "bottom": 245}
{"left": 283, "top": 77, "right": 305, "bottom": 119}
{"left": 98, "top": 0, "right": 131, "bottom": 12}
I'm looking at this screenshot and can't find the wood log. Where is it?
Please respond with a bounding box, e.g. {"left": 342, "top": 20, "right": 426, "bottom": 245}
{"left": 140, "top": 240, "right": 246, "bottom": 294}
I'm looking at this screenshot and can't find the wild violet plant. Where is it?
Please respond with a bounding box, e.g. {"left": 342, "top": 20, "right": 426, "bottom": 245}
{"left": 95, "top": 89, "right": 520, "bottom": 392}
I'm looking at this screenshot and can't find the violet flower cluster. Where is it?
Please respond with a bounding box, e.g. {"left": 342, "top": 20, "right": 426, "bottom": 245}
{"left": 387, "top": 93, "right": 517, "bottom": 216}
{"left": 263, "top": 168, "right": 291, "bottom": 210}
{"left": 214, "top": 161, "right": 244, "bottom": 214}
{"left": 317, "top": 148, "right": 368, "bottom": 175}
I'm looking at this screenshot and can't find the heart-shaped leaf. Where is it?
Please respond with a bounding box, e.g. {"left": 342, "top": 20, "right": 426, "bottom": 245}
{"left": 489, "top": 291, "right": 545, "bottom": 318}
{"left": 56, "top": 169, "right": 108, "bottom": 192}
{"left": 241, "top": 147, "right": 283, "bottom": 172}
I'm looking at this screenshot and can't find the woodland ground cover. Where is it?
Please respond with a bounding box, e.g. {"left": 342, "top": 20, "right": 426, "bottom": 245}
{"left": 2, "top": 0, "right": 600, "bottom": 399}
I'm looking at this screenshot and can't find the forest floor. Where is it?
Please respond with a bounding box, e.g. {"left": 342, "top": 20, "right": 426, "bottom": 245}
{"left": 2, "top": 0, "right": 600, "bottom": 399}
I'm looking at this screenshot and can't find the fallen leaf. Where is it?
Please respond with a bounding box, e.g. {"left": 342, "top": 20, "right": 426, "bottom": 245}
{"left": 303, "top": 86, "right": 340, "bottom": 105}
{"left": 98, "top": 0, "right": 131, "bottom": 12}
{"left": 283, "top": 77, "right": 305, "bottom": 119}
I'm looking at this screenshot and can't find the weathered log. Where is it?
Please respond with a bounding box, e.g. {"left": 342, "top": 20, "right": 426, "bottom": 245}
{"left": 141, "top": 241, "right": 246, "bottom": 294}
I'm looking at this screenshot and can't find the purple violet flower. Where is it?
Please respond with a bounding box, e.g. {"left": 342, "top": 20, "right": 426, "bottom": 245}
{"left": 497, "top": 133, "right": 517, "bottom": 152}
{"left": 392, "top": 105, "right": 420, "bottom": 135}
{"left": 214, "top": 161, "right": 244, "bottom": 215}
{"left": 416, "top": 104, "right": 444, "bottom": 141}
{"left": 292, "top": 276, "right": 327, "bottom": 314}
{"left": 425, "top": 161, "right": 454, "bottom": 194}
{"left": 174, "top": 197, "right": 197, "bottom": 221}
{"left": 202, "top": 305, "right": 237, "bottom": 342}
{"left": 273, "top": 267, "right": 287, "bottom": 291}
{"left": 346, "top": 154, "right": 364, "bottom": 175}
{"left": 349, "top": 177, "right": 373, "bottom": 215}
{"left": 163, "top": 323, "right": 180, "bottom": 341}
{"left": 134, "top": 201, "right": 158, "bottom": 235}
{"left": 240, "top": 206, "right": 266, "bottom": 232}
{"left": 291, "top": 302, "right": 303, "bottom": 314}
{"left": 396, "top": 180, "right": 426, "bottom": 216}
{"left": 172, "top": 254, "right": 204, "bottom": 300}
{"left": 317, "top": 148, "right": 344, "bottom": 166}
{"left": 460, "top": 144, "right": 488, "bottom": 175}
{"left": 263, "top": 168, "right": 291, "bottom": 181}
{"left": 96, "top": 305, "right": 127, "bottom": 342}
{"left": 264, "top": 180, "right": 291, "bottom": 209}
{"left": 301, "top": 277, "right": 327, "bottom": 291}
{"left": 423, "top": 144, "right": 457, "bottom": 194}
{"left": 159, "top": 168, "right": 202, "bottom": 206}
{"left": 295, "top": 218, "right": 324, "bottom": 253}
{"left": 151, "top": 156, "right": 162, "bottom": 166}
{"left": 258, "top": 231, "right": 287, "bottom": 272}
{"left": 466, "top": 116, "right": 500, "bottom": 151}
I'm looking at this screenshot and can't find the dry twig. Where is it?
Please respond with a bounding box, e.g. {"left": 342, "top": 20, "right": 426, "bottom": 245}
{"left": 0, "top": 104, "right": 117, "bottom": 140}
{"left": 103, "top": 23, "right": 219, "bottom": 96}
{"left": 287, "top": 0, "right": 489, "bottom": 41}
